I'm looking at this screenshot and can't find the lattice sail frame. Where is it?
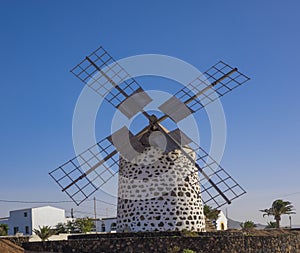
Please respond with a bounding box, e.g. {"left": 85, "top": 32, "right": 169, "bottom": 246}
{"left": 173, "top": 61, "right": 250, "bottom": 113}
{"left": 50, "top": 45, "right": 250, "bottom": 207}
{"left": 49, "top": 137, "right": 119, "bottom": 205}
{"left": 177, "top": 140, "right": 246, "bottom": 208}
{"left": 70, "top": 46, "right": 145, "bottom": 112}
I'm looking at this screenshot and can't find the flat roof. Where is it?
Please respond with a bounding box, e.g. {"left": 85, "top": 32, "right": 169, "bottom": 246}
{"left": 101, "top": 217, "right": 117, "bottom": 220}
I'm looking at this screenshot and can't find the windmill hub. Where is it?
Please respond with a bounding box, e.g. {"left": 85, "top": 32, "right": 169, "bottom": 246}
{"left": 139, "top": 128, "right": 167, "bottom": 152}
{"left": 148, "top": 131, "right": 167, "bottom": 151}
{"left": 148, "top": 114, "right": 158, "bottom": 125}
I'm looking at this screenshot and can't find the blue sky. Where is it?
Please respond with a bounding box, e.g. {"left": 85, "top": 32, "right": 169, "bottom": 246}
{"left": 0, "top": 1, "right": 300, "bottom": 226}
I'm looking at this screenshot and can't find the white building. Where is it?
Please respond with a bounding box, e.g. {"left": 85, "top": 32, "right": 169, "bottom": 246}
{"left": 215, "top": 211, "right": 228, "bottom": 231}
{"left": 95, "top": 217, "right": 117, "bottom": 233}
{"left": 8, "top": 206, "right": 65, "bottom": 235}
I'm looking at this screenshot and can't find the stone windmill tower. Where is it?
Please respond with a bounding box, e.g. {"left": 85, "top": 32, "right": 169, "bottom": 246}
{"left": 116, "top": 126, "right": 206, "bottom": 232}
{"left": 50, "top": 46, "right": 250, "bottom": 232}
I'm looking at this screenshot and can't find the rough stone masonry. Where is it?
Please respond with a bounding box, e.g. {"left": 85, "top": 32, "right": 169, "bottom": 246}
{"left": 116, "top": 128, "right": 206, "bottom": 232}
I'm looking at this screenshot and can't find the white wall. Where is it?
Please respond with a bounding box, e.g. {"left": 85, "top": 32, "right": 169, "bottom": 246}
{"left": 29, "top": 233, "right": 69, "bottom": 242}
{"left": 7, "top": 206, "right": 66, "bottom": 235}
{"left": 32, "top": 206, "right": 65, "bottom": 233}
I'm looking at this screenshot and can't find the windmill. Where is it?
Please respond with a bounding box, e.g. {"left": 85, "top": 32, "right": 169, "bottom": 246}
{"left": 49, "top": 46, "right": 250, "bottom": 232}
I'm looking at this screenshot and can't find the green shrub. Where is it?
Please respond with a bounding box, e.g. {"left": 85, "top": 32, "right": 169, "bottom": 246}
{"left": 240, "top": 220, "right": 256, "bottom": 229}
{"left": 167, "top": 246, "right": 196, "bottom": 253}
{"left": 181, "top": 229, "right": 199, "bottom": 237}
{"left": 168, "top": 246, "right": 180, "bottom": 253}
{"left": 182, "top": 249, "right": 196, "bottom": 253}
{"left": 0, "top": 224, "right": 8, "bottom": 236}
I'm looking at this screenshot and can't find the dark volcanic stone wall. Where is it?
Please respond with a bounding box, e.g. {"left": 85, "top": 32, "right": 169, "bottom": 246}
{"left": 23, "top": 231, "right": 300, "bottom": 253}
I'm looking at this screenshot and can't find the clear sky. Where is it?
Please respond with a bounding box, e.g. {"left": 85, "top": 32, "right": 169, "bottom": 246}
{"left": 0, "top": 1, "right": 300, "bottom": 226}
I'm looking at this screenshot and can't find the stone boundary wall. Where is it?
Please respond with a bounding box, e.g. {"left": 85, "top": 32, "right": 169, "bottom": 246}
{"left": 69, "top": 230, "right": 183, "bottom": 239}
{"left": 23, "top": 230, "right": 300, "bottom": 253}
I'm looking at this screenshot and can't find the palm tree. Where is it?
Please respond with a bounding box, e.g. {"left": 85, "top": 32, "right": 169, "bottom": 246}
{"left": 260, "top": 199, "right": 295, "bottom": 228}
{"left": 265, "top": 221, "right": 277, "bottom": 229}
{"left": 33, "top": 225, "right": 56, "bottom": 241}
{"left": 203, "top": 205, "right": 219, "bottom": 220}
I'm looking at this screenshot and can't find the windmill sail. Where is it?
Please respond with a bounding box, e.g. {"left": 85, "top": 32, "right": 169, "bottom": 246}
{"left": 160, "top": 61, "right": 250, "bottom": 117}
{"left": 49, "top": 135, "right": 119, "bottom": 205}
{"left": 51, "top": 45, "right": 249, "bottom": 208}
{"left": 70, "top": 46, "right": 152, "bottom": 114}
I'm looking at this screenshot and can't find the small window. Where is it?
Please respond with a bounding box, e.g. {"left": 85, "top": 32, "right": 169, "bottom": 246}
{"left": 25, "top": 226, "right": 29, "bottom": 234}
{"left": 101, "top": 223, "right": 105, "bottom": 232}
{"left": 24, "top": 212, "right": 28, "bottom": 217}
{"left": 13, "top": 227, "right": 19, "bottom": 234}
